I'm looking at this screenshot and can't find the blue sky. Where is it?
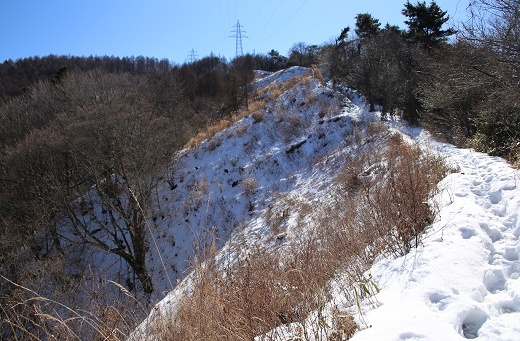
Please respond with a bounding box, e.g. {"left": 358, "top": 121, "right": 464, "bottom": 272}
{"left": 1, "top": 0, "right": 470, "bottom": 64}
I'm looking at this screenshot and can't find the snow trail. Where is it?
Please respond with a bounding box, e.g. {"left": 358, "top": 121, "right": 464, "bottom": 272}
{"left": 351, "top": 131, "right": 520, "bottom": 340}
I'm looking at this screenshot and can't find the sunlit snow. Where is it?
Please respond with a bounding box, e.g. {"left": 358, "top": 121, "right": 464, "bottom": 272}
{"left": 131, "top": 67, "right": 520, "bottom": 340}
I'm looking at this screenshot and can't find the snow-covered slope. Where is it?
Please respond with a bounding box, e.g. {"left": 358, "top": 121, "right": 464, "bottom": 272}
{"left": 132, "top": 67, "right": 519, "bottom": 340}
{"left": 141, "top": 67, "right": 371, "bottom": 296}
{"left": 348, "top": 131, "right": 520, "bottom": 340}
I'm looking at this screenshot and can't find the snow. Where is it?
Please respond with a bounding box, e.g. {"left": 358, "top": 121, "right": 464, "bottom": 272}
{"left": 348, "top": 136, "right": 520, "bottom": 341}
{"left": 131, "top": 67, "right": 520, "bottom": 340}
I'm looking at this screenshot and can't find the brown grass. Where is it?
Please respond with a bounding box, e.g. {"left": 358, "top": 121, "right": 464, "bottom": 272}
{"left": 183, "top": 98, "right": 269, "bottom": 149}
{"left": 185, "top": 119, "right": 232, "bottom": 149}
{"left": 0, "top": 274, "right": 147, "bottom": 341}
{"left": 242, "top": 177, "right": 258, "bottom": 195}
{"left": 311, "top": 65, "right": 326, "bottom": 86}
{"left": 151, "top": 129, "right": 448, "bottom": 340}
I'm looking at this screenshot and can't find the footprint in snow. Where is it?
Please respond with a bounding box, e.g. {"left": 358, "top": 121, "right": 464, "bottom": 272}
{"left": 489, "top": 189, "right": 502, "bottom": 205}
{"left": 428, "top": 292, "right": 451, "bottom": 311}
{"left": 459, "top": 227, "right": 477, "bottom": 239}
{"left": 461, "top": 308, "right": 488, "bottom": 339}
{"left": 480, "top": 222, "right": 503, "bottom": 243}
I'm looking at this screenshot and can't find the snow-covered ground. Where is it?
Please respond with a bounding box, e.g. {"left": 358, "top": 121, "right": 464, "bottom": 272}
{"left": 131, "top": 67, "right": 519, "bottom": 340}
{"left": 348, "top": 131, "right": 520, "bottom": 340}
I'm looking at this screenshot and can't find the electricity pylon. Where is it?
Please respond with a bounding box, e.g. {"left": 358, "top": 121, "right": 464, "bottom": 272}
{"left": 230, "top": 20, "right": 248, "bottom": 57}
{"left": 187, "top": 49, "right": 198, "bottom": 63}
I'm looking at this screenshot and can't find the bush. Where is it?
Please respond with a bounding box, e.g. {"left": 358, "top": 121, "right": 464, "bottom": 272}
{"left": 251, "top": 111, "right": 265, "bottom": 123}
{"left": 470, "top": 108, "right": 520, "bottom": 161}
{"left": 242, "top": 177, "right": 258, "bottom": 195}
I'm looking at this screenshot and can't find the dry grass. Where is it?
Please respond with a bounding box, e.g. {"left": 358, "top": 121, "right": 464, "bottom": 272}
{"left": 234, "top": 122, "right": 249, "bottom": 137}
{"left": 265, "top": 71, "right": 313, "bottom": 102}
{"left": 242, "top": 177, "right": 258, "bottom": 195}
{"left": 183, "top": 98, "right": 269, "bottom": 149}
{"left": 184, "top": 177, "right": 209, "bottom": 211}
{"left": 248, "top": 99, "right": 267, "bottom": 114}
{"left": 0, "top": 275, "right": 147, "bottom": 341}
{"left": 152, "top": 130, "right": 448, "bottom": 340}
{"left": 184, "top": 119, "right": 232, "bottom": 149}
{"left": 268, "top": 85, "right": 284, "bottom": 101}
{"left": 311, "top": 65, "right": 326, "bottom": 86}
{"left": 155, "top": 236, "right": 338, "bottom": 340}
{"left": 334, "top": 133, "right": 448, "bottom": 257}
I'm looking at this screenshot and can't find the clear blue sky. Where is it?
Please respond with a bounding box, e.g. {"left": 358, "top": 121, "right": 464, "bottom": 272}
{"left": 1, "top": 0, "right": 470, "bottom": 64}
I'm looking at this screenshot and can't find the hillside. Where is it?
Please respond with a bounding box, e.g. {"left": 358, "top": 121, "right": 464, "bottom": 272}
{"left": 1, "top": 65, "right": 517, "bottom": 340}
{"left": 129, "top": 66, "right": 374, "bottom": 297}
{"left": 130, "top": 68, "right": 520, "bottom": 339}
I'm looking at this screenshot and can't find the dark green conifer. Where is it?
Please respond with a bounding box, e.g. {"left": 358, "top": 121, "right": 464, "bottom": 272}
{"left": 402, "top": 1, "right": 456, "bottom": 50}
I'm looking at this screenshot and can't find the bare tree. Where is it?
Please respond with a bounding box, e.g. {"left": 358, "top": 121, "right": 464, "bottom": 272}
{"left": 288, "top": 42, "right": 320, "bottom": 67}
{"left": 1, "top": 71, "right": 179, "bottom": 295}
{"left": 464, "top": 0, "right": 519, "bottom": 75}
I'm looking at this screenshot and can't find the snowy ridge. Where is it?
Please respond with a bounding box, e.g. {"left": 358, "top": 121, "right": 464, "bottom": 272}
{"left": 133, "top": 67, "right": 520, "bottom": 340}
{"left": 131, "top": 67, "right": 377, "bottom": 338}
{"left": 253, "top": 66, "right": 309, "bottom": 89}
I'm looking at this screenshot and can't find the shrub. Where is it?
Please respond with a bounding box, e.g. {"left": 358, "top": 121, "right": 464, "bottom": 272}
{"left": 234, "top": 123, "right": 249, "bottom": 137}
{"left": 335, "top": 133, "right": 448, "bottom": 256}
{"left": 251, "top": 111, "right": 264, "bottom": 123}
{"left": 242, "top": 177, "right": 258, "bottom": 195}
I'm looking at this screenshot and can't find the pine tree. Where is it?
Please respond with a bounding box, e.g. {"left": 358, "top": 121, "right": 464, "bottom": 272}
{"left": 402, "top": 1, "right": 456, "bottom": 51}
{"left": 355, "top": 13, "right": 381, "bottom": 40}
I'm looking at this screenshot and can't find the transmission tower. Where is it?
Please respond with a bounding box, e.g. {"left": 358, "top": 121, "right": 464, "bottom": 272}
{"left": 229, "top": 20, "right": 248, "bottom": 57}
{"left": 187, "top": 49, "right": 198, "bottom": 63}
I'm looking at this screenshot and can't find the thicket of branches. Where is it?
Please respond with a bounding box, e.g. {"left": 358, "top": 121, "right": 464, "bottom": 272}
{"left": 319, "top": 0, "right": 519, "bottom": 164}
{"left": 421, "top": 0, "right": 520, "bottom": 163}
{"left": 0, "top": 53, "right": 259, "bottom": 338}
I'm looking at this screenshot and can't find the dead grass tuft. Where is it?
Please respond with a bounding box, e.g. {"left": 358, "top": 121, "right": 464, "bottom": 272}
{"left": 242, "top": 177, "right": 258, "bottom": 195}
{"left": 0, "top": 274, "right": 147, "bottom": 341}
{"left": 311, "top": 65, "right": 326, "bottom": 86}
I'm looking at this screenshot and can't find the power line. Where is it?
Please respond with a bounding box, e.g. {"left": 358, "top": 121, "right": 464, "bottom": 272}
{"left": 218, "top": 0, "right": 227, "bottom": 39}
{"left": 229, "top": 20, "right": 248, "bottom": 57}
{"left": 250, "top": 0, "right": 286, "bottom": 37}
{"left": 227, "top": 0, "right": 231, "bottom": 29}
{"left": 250, "top": 0, "right": 268, "bottom": 28}
{"left": 256, "top": 0, "right": 310, "bottom": 43}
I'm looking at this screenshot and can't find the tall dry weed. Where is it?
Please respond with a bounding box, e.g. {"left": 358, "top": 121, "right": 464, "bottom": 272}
{"left": 0, "top": 274, "right": 147, "bottom": 341}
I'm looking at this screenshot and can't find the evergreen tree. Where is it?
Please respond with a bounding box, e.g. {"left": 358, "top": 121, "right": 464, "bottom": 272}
{"left": 402, "top": 1, "right": 456, "bottom": 50}
{"left": 355, "top": 13, "right": 381, "bottom": 40}
{"left": 267, "top": 50, "right": 287, "bottom": 71}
